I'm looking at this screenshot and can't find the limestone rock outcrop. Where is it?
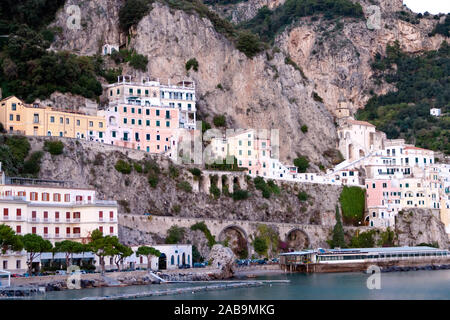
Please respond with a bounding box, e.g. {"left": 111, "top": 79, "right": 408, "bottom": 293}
{"left": 207, "top": 244, "right": 236, "bottom": 278}
{"left": 395, "top": 209, "right": 449, "bottom": 249}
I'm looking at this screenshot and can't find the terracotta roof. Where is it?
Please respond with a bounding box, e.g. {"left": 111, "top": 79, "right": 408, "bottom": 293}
{"left": 346, "top": 119, "right": 376, "bottom": 127}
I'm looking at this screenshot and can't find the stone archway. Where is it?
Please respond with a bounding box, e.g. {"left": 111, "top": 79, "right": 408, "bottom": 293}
{"left": 285, "top": 229, "right": 310, "bottom": 252}
{"left": 218, "top": 225, "right": 249, "bottom": 259}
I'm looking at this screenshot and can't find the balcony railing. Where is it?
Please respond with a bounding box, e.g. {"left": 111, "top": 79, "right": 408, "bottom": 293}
{"left": 99, "top": 217, "right": 104, "bottom": 222}
{"left": 54, "top": 234, "right": 60, "bottom": 239}
{"left": 44, "top": 234, "right": 50, "bottom": 239}
{"left": 73, "top": 218, "right": 80, "bottom": 223}
{"left": 43, "top": 218, "right": 49, "bottom": 222}
{"left": 2, "top": 216, "right": 9, "bottom": 221}
{"left": 31, "top": 217, "right": 39, "bottom": 223}
{"left": 72, "top": 233, "right": 81, "bottom": 239}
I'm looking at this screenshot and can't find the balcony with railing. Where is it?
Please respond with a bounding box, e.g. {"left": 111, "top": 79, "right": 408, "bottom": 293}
{"left": 72, "top": 233, "right": 81, "bottom": 239}
{"left": 30, "top": 217, "right": 39, "bottom": 223}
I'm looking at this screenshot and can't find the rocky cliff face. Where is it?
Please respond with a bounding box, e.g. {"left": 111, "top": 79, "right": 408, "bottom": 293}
{"left": 30, "top": 136, "right": 341, "bottom": 225}
{"left": 395, "top": 209, "right": 449, "bottom": 249}
{"left": 209, "top": 0, "right": 286, "bottom": 24}
{"left": 47, "top": 0, "right": 448, "bottom": 166}
{"left": 276, "top": 0, "right": 448, "bottom": 116}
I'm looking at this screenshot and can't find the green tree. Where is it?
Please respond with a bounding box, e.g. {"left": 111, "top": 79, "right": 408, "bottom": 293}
{"left": 253, "top": 236, "right": 268, "bottom": 256}
{"left": 0, "top": 224, "right": 23, "bottom": 254}
{"left": 329, "top": 206, "right": 346, "bottom": 248}
{"left": 87, "top": 229, "right": 117, "bottom": 275}
{"left": 236, "top": 31, "right": 263, "bottom": 58}
{"left": 113, "top": 242, "right": 133, "bottom": 271}
{"left": 349, "top": 230, "right": 375, "bottom": 248}
{"left": 185, "top": 58, "right": 199, "bottom": 72}
{"left": 213, "top": 114, "right": 226, "bottom": 127}
{"left": 136, "top": 246, "right": 161, "bottom": 270}
{"left": 294, "top": 156, "right": 309, "bottom": 173}
{"left": 118, "top": 0, "right": 153, "bottom": 31}
{"left": 53, "top": 240, "right": 86, "bottom": 268}
{"left": 22, "top": 233, "right": 52, "bottom": 274}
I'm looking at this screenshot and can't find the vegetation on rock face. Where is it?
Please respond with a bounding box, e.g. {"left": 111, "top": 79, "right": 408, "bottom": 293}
{"left": 293, "top": 156, "right": 309, "bottom": 173}
{"left": 239, "top": 0, "right": 364, "bottom": 43}
{"left": 213, "top": 114, "right": 226, "bottom": 127}
{"left": 44, "top": 140, "right": 64, "bottom": 155}
{"left": 165, "top": 225, "right": 186, "bottom": 244}
{"left": 177, "top": 180, "right": 193, "bottom": 192}
{"left": 0, "top": 135, "right": 43, "bottom": 176}
{"left": 115, "top": 160, "right": 132, "bottom": 174}
{"left": 190, "top": 222, "right": 216, "bottom": 248}
{"left": 119, "top": 0, "right": 154, "bottom": 31}
{"left": 349, "top": 229, "right": 376, "bottom": 248}
{"left": 253, "top": 177, "right": 279, "bottom": 199}
{"left": 339, "top": 186, "right": 365, "bottom": 225}
{"left": 232, "top": 188, "right": 250, "bottom": 201}
{"left": 252, "top": 236, "right": 268, "bottom": 256}
{"left": 378, "top": 227, "right": 396, "bottom": 247}
{"left": 357, "top": 41, "right": 450, "bottom": 154}
{"left": 297, "top": 191, "right": 308, "bottom": 201}
{"left": 185, "top": 58, "right": 199, "bottom": 72}
{"left": 430, "top": 15, "right": 449, "bottom": 37}
{"left": 254, "top": 224, "right": 279, "bottom": 258}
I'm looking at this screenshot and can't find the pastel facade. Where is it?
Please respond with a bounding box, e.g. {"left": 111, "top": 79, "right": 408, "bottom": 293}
{"left": 365, "top": 179, "right": 401, "bottom": 227}
{"left": 0, "top": 165, "right": 118, "bottom": 273}
{"left": 337, "top": 119, "right": 385, "bottom": 162}
{"left": 0, "top": 96, "right": 106, "bottom": 142}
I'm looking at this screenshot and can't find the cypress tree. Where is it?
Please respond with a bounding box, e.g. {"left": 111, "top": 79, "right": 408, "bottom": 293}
{"left": 331, "top": 205, "right": 346, "bottom": 248}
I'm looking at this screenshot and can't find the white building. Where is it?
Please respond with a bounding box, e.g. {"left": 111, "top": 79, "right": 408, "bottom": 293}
{"left": 0, "top": 163, "right": 118, "bottom": 273}
{"left": 430, "top": 108, "right": 442, "bottom": 117}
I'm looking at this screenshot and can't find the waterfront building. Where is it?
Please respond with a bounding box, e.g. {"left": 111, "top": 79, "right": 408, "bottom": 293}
{"left": 125, "top": 244, "right": 193, "bottom": 271}
{"left": 0, "top": 96, "right": 106, "bottom": 142}
{"left": 279, "top": 246, "right": 450, "bottom": 273}
{"left": 0, "top": 163, "right": 118, "bottom": 273}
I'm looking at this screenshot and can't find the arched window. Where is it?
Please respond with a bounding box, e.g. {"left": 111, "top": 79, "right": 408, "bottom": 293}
{"left": 171, "top": 255, "right": 174, "bottom": 265}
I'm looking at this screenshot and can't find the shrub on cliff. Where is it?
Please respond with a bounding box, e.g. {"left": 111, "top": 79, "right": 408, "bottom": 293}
{"left": 232, "top": 189, "right": 250, "bottom": 201}
{"left": 22, "top": 151, "right": 44, "bottom": 176}
{"left": 44, "top": 140, "right": 64, "bottom": 155}
{"left": 294, "top": 156, "right": 309, "bottom": 173}
{"left": 252, "top": 236, "right": 268, "bottom": 256}
{"left": 328, "top": 205, "right": 346, "bottom": 249}
{"left": 213, "top": 114, "right": 226, "bottom": 127}
{"left": 190, "top": 222, "right": 216, "bottom": 248}
{"left": 177, "top": 180, "right": 192, "bottom": 193}
{"left": 185, "top": 58, "right": 199, "bottom": 72}
{"left": 165, "top": 225, "right": 186, "bottom": 244}
{"left": 115, "top": 160, "right": 132, "bottom": 174}
{"left": 236, "top": 31, "right": 263, "bottom": 58}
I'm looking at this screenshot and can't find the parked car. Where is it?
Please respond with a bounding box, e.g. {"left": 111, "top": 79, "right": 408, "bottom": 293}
{"left": 144, "top": 213, "right": 151, "bottom": 216}
{"left": 179, "top": 264, "right": 191, "bottom": 269}
{"left": 56, "top": 270, "right": 66, "bottom": 275}
{"left": 257, "top": 259, "right": 266, "bottom": 265}
{"left": 193, "top": 262, "right": 205, "bottom": 268}
{"left": 11, "top": 273, "right": 22, "bottom": 278}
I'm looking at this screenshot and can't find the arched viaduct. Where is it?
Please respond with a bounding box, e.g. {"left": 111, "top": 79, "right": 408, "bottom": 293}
{"left": 119, "top": 214, "right": 361, "bottom": 257}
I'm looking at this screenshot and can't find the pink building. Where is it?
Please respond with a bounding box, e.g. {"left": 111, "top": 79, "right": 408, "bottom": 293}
{"left": 101, "top": 102, "right": 179, "bottom": 153}
{"left": 365, "top": 178, "right": 401, "bottom": 228}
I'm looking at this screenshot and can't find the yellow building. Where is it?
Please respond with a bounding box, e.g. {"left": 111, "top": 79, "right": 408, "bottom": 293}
{"left": 0, "top": 96, "right": 106, "bottom": 141}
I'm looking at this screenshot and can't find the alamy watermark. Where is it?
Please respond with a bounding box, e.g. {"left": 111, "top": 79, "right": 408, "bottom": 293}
{"left": 366, "top": 5, "right": 382, "bottom": 30}
{"left": 66, "top": 5, "right": 81, "bottom": 31}
{"left": 66, "top": 265, "right": 81, "bottom": 290}
{"left": 366, "top": 265, "right": 381, "bottom": 290}
{"left": 172, "top": 123, "right": 280, "bottom": 166}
